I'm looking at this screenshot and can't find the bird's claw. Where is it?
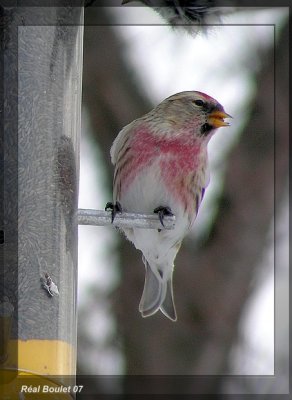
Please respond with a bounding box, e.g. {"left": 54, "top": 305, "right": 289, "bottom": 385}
{"left": 154, "top": 206, "right": 174, "bottom": 228}
{"left": 105, "top": 201, "right": 122, "bottom": 223}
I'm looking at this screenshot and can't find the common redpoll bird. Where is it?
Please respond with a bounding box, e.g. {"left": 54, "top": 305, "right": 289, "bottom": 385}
{"left": 107, "top": 91, "right": 231, "bottom": 321}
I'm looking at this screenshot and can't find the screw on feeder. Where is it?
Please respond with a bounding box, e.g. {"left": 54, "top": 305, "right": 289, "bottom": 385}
{"left": 40, "top": 273, "right": 59, "bottom": 297}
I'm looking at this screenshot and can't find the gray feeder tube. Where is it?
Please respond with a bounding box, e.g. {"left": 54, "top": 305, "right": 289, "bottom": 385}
{"left": 1, "top": 5, "right": 83, "bottom": 395}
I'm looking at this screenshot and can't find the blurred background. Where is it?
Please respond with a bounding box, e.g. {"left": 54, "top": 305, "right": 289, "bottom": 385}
{"left": 77, "top": 5, "right": 289, "bottom": 396}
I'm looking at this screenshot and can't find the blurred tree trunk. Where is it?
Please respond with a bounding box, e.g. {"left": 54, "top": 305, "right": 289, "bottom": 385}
{"left": 82, "top": 7, "right": 288, "bottom": 396}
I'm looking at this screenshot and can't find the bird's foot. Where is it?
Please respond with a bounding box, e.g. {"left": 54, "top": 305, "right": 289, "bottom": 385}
{"left": 154, "top": 206, "right": 174, "bottom": 228}
{"left": 105, "top": 201, "right": 122, "bottom": 223}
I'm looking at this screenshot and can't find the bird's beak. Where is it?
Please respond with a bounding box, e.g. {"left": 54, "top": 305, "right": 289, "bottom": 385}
{"left": 208, "top": 110, "right": 232, "bottom": 128}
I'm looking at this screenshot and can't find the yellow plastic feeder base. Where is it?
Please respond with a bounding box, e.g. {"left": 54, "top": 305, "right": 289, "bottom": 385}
{"left": 0, "top": 339, "right": 76, "bottom": 399}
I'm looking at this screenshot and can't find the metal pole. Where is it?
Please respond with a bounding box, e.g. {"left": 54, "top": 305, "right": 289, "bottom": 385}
{"left": 1, "top": 4, "right": 83, "bottom": 398}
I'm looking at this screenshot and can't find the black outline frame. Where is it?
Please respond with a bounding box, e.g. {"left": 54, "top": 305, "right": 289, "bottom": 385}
{"left": 0, "top": 1, "right": 290, "bottom": 398}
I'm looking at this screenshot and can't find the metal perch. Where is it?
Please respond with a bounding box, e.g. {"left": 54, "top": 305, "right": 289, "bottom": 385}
{"left": 77, "top": 209, "right": 176, "bottom": 230}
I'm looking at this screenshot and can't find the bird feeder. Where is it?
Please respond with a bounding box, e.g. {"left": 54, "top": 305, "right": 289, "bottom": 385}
{"left": 1, "top": 5, "right": 83, "bottom": 398}
{"left": 0, "top": 3, "right": 175, "bottom": 399}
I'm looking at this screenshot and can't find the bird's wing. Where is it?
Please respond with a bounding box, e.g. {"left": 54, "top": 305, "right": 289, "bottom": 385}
{"left": 110, "top": 122, "right": 134, "bottom": 165}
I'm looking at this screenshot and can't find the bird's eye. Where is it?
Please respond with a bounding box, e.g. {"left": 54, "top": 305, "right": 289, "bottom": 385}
{"left": 193, "top": 99, "right": 205, "bottom": 107}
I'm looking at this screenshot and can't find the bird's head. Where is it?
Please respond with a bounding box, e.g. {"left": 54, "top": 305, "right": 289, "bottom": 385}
{"left": 150, "top": 91, "right": 231, "bottom": 140}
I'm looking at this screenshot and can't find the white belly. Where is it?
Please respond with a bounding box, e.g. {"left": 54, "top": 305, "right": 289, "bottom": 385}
{"left": 118, "top": 161, "right": 190, "bottom": 264}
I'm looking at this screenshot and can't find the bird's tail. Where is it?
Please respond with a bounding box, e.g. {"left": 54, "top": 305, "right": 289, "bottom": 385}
{"left": 139, "top": 257, "right": 177, "bottom": 321}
